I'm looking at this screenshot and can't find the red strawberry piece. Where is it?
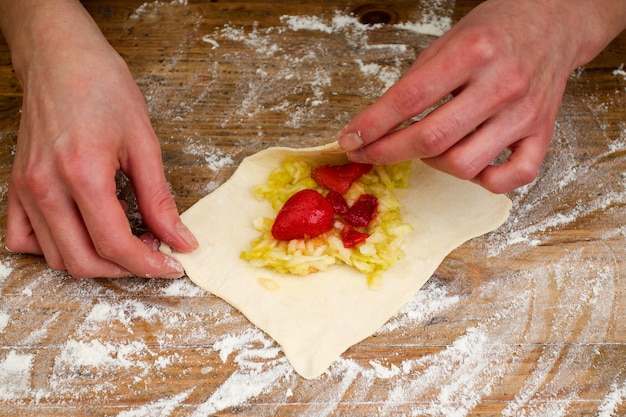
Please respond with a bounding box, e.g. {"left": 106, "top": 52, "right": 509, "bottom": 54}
{"left": 341, "top": 226, "right": 370, "bottom": 248}
{"left": 271, "top": 189, "right": 334, "bottom": 240}
{"left": 343, "top": 194, "right": 378, "bottom": 227}
{"left": 325, "top": 190, "right": 349, "bottom": 214}
{"left": 311, "top": 162, "right": 373, "bottom": 194}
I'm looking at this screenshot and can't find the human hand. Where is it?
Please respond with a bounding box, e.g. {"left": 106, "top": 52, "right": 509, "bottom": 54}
{"left": 3, "top": 2, "right": 198, "bottom": 278}
{"left": 339, "top": 0, "right": 626, "bottom": 193}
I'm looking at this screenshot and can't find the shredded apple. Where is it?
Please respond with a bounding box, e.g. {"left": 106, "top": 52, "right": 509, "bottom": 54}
{"left": 240, "top": 158, "right": 413, "bottom": 288}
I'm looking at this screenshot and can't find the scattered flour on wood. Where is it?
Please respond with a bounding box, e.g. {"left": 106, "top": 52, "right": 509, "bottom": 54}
{"left": 2, "top": 1, "right": 626, "bottom": 416}
{"left": 161, "top": 277, "right": 206, "bottom": 297}
{"left": 0, "top": 311, "right": 9, "bottom": 333}
{"left": 130, "top": 0, "right": 188, "bottom": 19}
{"left": 598, "top": 378, "right": 626, "bottom": 417}
{"left": 0, "top": 351, "right": 33, "bottom": 401}
{"left": 613, "top": 64, "right": 626, "bottom": 80}
{"left": 116, "top": 389, "right": 195, "bottom": 417}
{"left": 0, "top": 261, "right": 13, "bottom": 292}
{"left": 188, "top": 6, "right": 449, "bottom": 132}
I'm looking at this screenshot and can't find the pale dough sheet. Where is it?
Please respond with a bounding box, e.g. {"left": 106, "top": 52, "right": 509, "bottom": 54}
{"left": 162, "top": 142, "right": 512, "bottom": 379}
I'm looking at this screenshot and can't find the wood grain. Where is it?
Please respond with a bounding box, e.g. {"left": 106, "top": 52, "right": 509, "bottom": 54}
{"left": 0, "top": 1, "right": 625, "bottom": 415}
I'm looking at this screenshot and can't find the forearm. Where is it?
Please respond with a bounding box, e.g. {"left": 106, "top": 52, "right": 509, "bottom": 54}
{"left": 0, "top": 0, "right": 115, "bottom": 85}
{"left": 562, "top": 0, "right": 626, "bottom": 68}
{"left": 466, "top": 0, "right": 626, "bottom": 74}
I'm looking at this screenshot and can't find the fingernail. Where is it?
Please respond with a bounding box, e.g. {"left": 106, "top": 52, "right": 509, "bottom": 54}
{"left": 339, "top": 131, "right": 364, "bottom": 152}
{"left": 176, "top": 221, "right": 199, "bottom": 249}
{"left": 347, "top": 149, "right": 369, "bottom": 164}
{"left": 163, "top": 256, "right": 185, "bottom": 279}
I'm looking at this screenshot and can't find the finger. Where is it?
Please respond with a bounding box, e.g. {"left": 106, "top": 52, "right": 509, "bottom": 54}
{"left": 422, "top": 132, "right": 508, "bottom": 183}
{"left": 475, "top": 135, "right": 549, "bottom": 194}
{"left": 65, "top": 165, "right": 185, "bottom": 279}
{"left": 7, "top": 176, "right": 75, "bottom": 272}
{"left": 344, "top": 82, "right": 501, "bottom": 165}
{"left": 10, "top": 154, "right": 136, "bottom": 276}
{"left": 5, "top": 180, "right": 43, "bottom": 255}
{"left": 8, "top": 154, "right": 139, "bottom": 277}
{"left": 125, "top": 133, "right": 198, "bottom": 253}
{"left": 61, "top": 145, "right": 184, "bottom": 278}
{"left": 421, "top": 98, "right": 547, "bottom": 180}
{"left": 139, "top": 232, "right": 161, "bottom": 252}
{"left": 338, "top": 45, "right": 470, "bottom": 152}
{"left": 421, "top": 99, "right": 553, "bottom": 193}
{"left": 32, "top": 182, "right": 135, "bottom": 278}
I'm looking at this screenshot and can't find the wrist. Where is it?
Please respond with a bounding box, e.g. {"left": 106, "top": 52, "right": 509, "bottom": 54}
{"left": 0, "top": 0, "right": 113, "bottom": 85}
{"left": 564, "top": 0, "right": 626, "bottom": 69}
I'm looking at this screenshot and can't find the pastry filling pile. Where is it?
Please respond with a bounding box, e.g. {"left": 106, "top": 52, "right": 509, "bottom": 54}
{"left": 240, "top": 158, "right": 413, "bottom": 287}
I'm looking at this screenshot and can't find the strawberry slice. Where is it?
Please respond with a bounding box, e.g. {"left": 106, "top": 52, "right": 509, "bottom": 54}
{"left": 343, "top": 194, "right": 378, "bottom": 227}
{"left": 341, "top": 226, "right": 370, "bottom": 248}
{"left": 271, "top": 189, "right": 334, "bottom": 241}
{"left": 325, "top": 190, "right": 349, "bottom": 214}
{"left": 312, "top": 162, "right": 373, "bottom": 194}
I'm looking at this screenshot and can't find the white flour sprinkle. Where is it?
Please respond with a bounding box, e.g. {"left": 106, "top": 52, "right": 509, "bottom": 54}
{"left": 281, "top": 9, "right": 451, "bottom": 37}
{"left": 0, "top": 262, "right": 12, "bottom": 279}
{"left": 0, "top": 261, "right": 13, "bottom": 296}
{"left": 191, "top": 362, "right": 292, "bottom": 416}
{"left": 57, "top": 339, "right": 143, "bottom": 369}
{"left": 200, "top": 35, "right": 219, "bottom": 49}
{"left": 0, "top": 311, "right": 9, "bottom": 333}
{"left": 369, "top": 360, "right": 402, "bottom": 379}
{"left": 85, "top": 299, "right": 160, "bottom": 326}
{"left": 130, "top": 0, "right": 188, "bottom": 19}
{"left": 378, "top": 282, "right": 460, "bottom": 333}
{"left": 205, "top": 151, "right": 234, "bottom": 171}
{"left": 117, "top": 389, "right": 195, "bottom": 417}
{"left": 598, "top": 379, "right": 626, "bottom": 417}
{"left": 161, "top": 278, "right": 206, "bottom": 296}
{"left": 354, "top": 59, "right": 402, "bottom": 92}
{"left": 0, "top": 351, "right": 33, "bottom": 401}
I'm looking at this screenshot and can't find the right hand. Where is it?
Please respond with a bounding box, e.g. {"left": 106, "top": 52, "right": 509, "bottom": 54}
{"left": 339, "top": 0, "right": 626, "bottom": 193}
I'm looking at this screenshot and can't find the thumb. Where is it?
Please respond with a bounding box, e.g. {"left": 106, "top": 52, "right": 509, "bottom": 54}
{"left": 127, "top": 143, "right": 198, "bottom": 253}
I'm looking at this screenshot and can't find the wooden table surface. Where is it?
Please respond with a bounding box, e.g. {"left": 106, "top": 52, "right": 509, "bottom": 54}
{"left": 1, "top": 1, "right": 625, "bottom": 415}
